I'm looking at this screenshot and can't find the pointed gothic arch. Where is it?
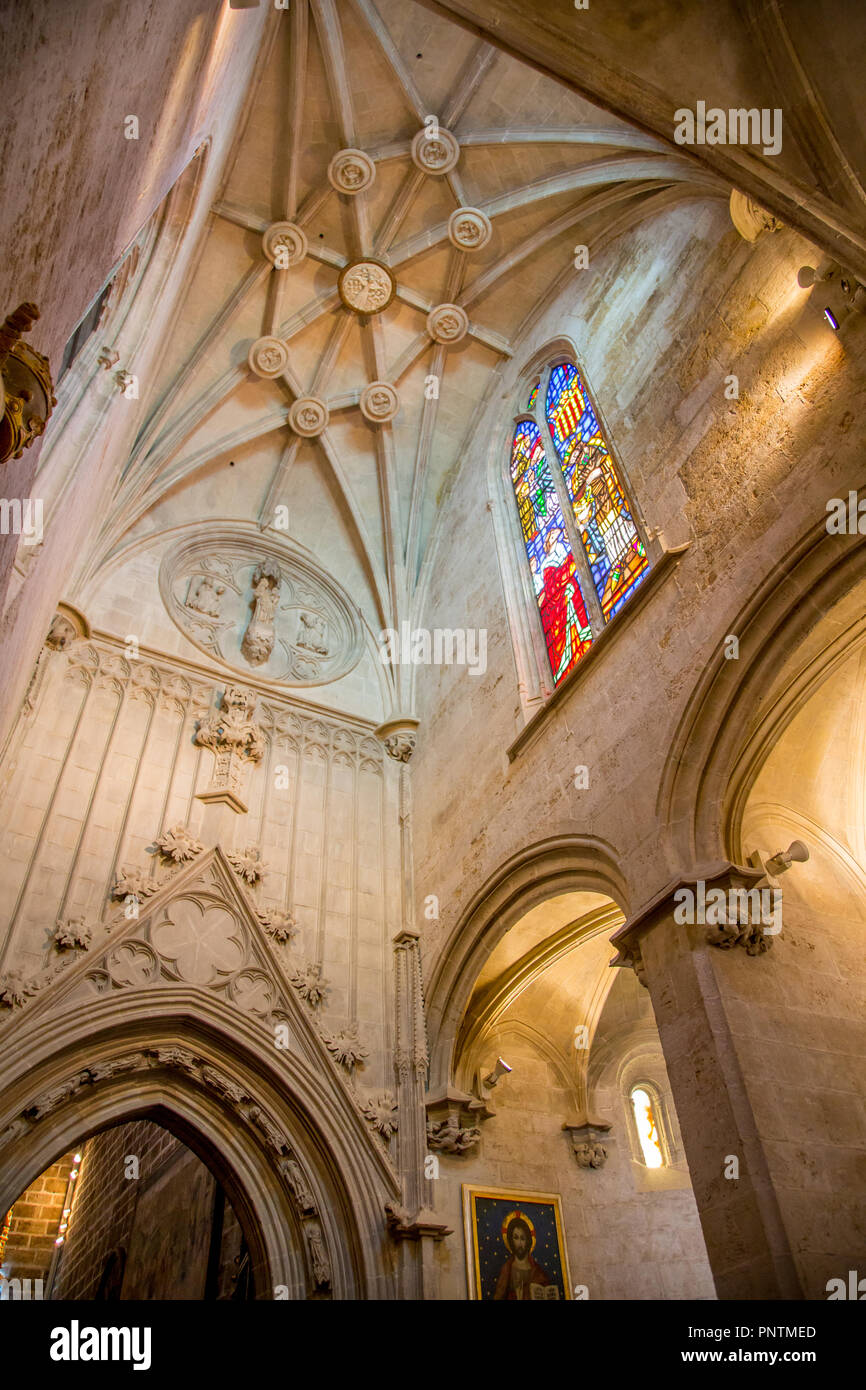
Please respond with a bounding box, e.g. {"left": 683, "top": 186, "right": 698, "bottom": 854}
{"left": 0, "top": 847, "right": 401, "bottom": 1300}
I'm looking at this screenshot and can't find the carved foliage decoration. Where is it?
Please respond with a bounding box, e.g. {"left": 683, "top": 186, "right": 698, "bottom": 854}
{"left": 321, "top": 1023, "right": 368, "bottom": 1072}
{"left": 160, "top": 534, "right": 363, "bottom": 686}
{"left": 361, "top": 1090, "right": 398, "bottom": 1140}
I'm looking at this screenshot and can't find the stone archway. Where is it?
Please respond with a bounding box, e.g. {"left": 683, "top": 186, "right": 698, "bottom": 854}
{"left": 425, "top": 833, "right": 628, "bottom": 1096}
{"left": 0, "top": 995, "right": 399, "bottom": 1300}
{"left": 657, "top": 521, "right": 866, "bottom": 869}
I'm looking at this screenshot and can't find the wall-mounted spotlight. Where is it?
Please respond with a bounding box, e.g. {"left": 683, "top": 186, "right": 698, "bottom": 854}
{"left": 765, "top": 840, "right": 810, "bottom": 877}
{"left": 798, "top": 259, "right": 865, "bottom": 331}
{"left": 482, "top": 1057, "right": 512, "bottom": 1089}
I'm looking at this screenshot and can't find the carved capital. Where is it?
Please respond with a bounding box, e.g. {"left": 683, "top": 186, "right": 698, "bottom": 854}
{"left": 610, "top": 862, "right": 779, "bottom": 979}
{"left": 385, "top": 1200, "right": 453, "bottom": 1242}
{"left": 375, "top": 715, "right": 419, "bottom": 763}
{"left": 563, "top": 1116, "right": 612, "bottom": 1169}
{"left": 425, "top": 1086, "right": 489, "bottom": 1137}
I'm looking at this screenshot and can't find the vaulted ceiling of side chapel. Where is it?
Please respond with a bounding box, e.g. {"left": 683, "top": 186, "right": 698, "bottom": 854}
{"left": 87, "top": 0, "right": 723, "bottom": 712}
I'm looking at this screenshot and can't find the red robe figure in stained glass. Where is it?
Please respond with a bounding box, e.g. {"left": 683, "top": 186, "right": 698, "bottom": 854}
{"left": 539, "top": 550, "right": 592, "bottom": 683}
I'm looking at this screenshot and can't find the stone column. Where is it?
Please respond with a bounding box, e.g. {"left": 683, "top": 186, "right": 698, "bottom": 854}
{"left": 611, "top": 863, "right": 803, "bottom": 1299}
{"left": 382, "top": 721, "right": 450, "bottom": 1296}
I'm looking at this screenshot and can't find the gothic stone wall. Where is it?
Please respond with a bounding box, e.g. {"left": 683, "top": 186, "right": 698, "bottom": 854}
{"left": 410, "top": 202, "right": 866, "bottom": 1296}
{"left": 412, "top": 199, "right": 866, "bottom": 983}
{"left": 0, "top": 638, "right": 402, "bottom": 1090}
{"left": 434, "top": 962, "right": 715, "bottom": 1299}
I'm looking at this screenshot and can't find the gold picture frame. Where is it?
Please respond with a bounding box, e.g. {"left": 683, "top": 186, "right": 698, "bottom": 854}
{"left": 462, "top": 1183, "right": 572, "bottom": 1301}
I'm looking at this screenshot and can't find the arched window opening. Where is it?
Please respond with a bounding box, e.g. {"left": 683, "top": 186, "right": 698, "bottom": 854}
{"left": 507, "top": 357, "right": 652, "bottom": 691}
{"left": 629, "top": 1085, "right": 664, "bottom": 1168}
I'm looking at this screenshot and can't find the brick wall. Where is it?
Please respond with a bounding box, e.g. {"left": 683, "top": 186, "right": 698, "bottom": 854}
{"left": 54, "top": 1120, "right": 183, "bottom": 1300}
{"left": 2, "top": 1150, "right": 77, "bottom": 1289}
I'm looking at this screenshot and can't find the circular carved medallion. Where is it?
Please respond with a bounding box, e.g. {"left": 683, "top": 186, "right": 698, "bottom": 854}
{"left": 448, "top": 207, "right": 492, "bottom": 251}
{"left": 160, "top": 532, "right": 364, "bottom": 687}
{"left": 426, "top": 303, "right": 469, "bottom": 344}
{"left": 262, "top": 221, "right": 308, "bottom": 267}
{"left": 289, "top": 397, "right": 329, "bottom": 437}
{"left": 328, "top": 148, "right": 376, "bottom": 194}
{"left": 248, "top": 336, "right": 289, "bottom": 378}
{"left": 411, "top": 127, "right": 460, "bottom": 174}
{"left": 338, "top": 260, "right": 396, "bottom": 315}
{"left": 359, "top": 381, "right": 399, "bottom": 423}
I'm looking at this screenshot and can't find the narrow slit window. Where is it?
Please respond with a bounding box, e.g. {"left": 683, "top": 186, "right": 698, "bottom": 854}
{"left": 630, "top": 1086, "right": 664, "bottom": 1168}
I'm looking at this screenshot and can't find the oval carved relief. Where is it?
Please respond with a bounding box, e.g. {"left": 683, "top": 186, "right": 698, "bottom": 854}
{"left": 159, "top": 531, "right": 364, "bottom": 687}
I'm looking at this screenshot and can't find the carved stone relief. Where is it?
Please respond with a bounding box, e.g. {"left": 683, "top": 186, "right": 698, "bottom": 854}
{"left": 426, "top": 1114, "right": 481, "bottom": 1153}
{"left": 426, "top": 303, "right": 469, "bottom": 344}
{"left": 53, "top": 917, "right": 93, "bottom": 952}
{"left": 338, "top": 260, "right": 396, "bottom": 315}
{"left": 0, "top": 1043, "right": 333, "bottom": 1291}
{"left": 161, "top": 536, "right": 362, "bottom": 686}
{"left": 361, "top": 1090, "right": 398, "bottom": 1140}
{"left": 321, "top": 1023, "right": 368, "bottom": 1073}
{"left": 410, "top": 127, "right": 460, "bottom": 174}
{"left": 240, "top": 561, "right": 281, "bottom": 666}
{"left": 359, "top": 381, "right": 399, "bottom": 423}
{"left": 327, "top": 148, "right": 376, "bottom": 194}
{"left": 262, "top": 221, "right": 307, "bottom": 267}
{"left": 447, "top": 207, "right": 492, "bottom": 251}
{"left": 248, "top": 336, "right": 289, "bottom": 378}
{"left": 288, "top": 396, "right": 329, "bottom": 437}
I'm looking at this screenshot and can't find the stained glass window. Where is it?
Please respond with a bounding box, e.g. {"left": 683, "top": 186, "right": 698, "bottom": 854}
{"left": 630, "top": 1086, "right": 663, "bottom": 1168}
{"left": 509, "top": 419, "right": 593, "bottom": 685}
{"left": 546, "top": 363, "right": 649, "bottom": 621}
{"left": 527, "top": 382, "right": 539, "bottom": 411}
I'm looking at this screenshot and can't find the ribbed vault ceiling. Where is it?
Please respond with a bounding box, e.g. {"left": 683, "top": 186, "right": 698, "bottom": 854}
{"left": 87, "top": 0, "right": 728, "bottom": 703}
